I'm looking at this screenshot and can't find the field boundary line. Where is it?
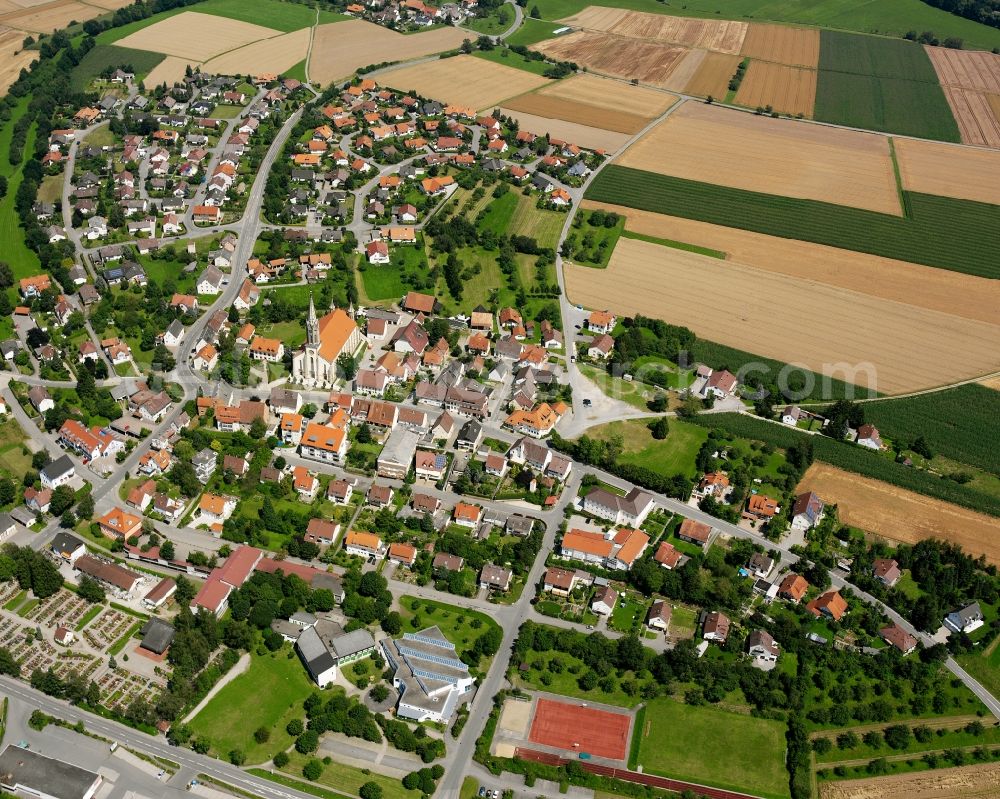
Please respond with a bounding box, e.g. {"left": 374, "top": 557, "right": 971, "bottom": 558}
{"left": 886, "top": 137, "right": 911, "bottom": 218}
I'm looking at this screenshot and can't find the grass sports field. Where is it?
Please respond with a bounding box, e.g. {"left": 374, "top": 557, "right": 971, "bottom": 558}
{"left": 585, "top": 165, "right": 1000, "bottom": 279}
{"left": 526, "top": 0, "right": 1000, "bottom": 51}
{"left": 814, "top": 31, "right": 959, "bottom": 141}
{"left": 635, "top": 698, "right": 790, "bottom": 799}
{"left": 187, "top": 647, "right": 314, "bottom": 762}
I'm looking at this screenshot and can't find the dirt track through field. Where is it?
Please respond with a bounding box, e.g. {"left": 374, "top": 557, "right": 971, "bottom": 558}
{"left": 533, "top": 31, "right": 688, "bottom": 87}
{"left": 740, "top": 23, "right": 819, "bottom": 67}
{"left": 682, "top": 51, "right": 740, "bottom": 98}
{"left": 499, "top": 107, "right": 630, "bottom": 151}
{"left": 203, "top": 27, "right": 309, "bottom": 77}
{"left": 580, "top": 200, "right": 1000, "bottom": 326}
{"left": 733, "top": 60, "right": 816, "bottom": 116}
{"left": 565, "top": 236, "right": 1000, "bottom": 394}
{"left": 559, "top": 7, "right": 747, "bottom": 54}
{"left": 895, "top": 137, "right": 1000, "bottom": 204}
{"left": 799, "top": 463, "right": 1000, "bottom": 564}
{"left": 819, "top": 752, "right": 1000, "bottom": 798}
{"left": 616, "top": 102, "right": 900, "bottom": 214}
{"left": 116, "top": 12, "right": 280, "bottom": 61}
{"left": 379, "top": 53, "right": 547, "bottom": 110}
{"left": 308, "top": 21, "right": 467, "bottom": 86}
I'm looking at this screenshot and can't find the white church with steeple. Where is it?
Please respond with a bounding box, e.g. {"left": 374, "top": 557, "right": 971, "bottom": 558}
{"left": 291, "top": 294, "right": 363, "bottom": 388}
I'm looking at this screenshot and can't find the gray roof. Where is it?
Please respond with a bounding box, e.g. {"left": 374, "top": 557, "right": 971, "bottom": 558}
{"left": 40, "top": 454, "right": 75, "bottom": 482}
{"left": 383, "top": 626, "right": 470, "bottom": 714}
{"left": 50, "top": 532, "right": 84, "bottom": 554}
{"left": 0, "top": 744, "right": 100, "bottom": 799}
{"left": 379, "top": 426, "right": 421, "bottom": 467}
{"left": 329, "top": 628, "right": 375, "bottom": 659}
{"left": 296, "top": 625, "right": 336, "bottom": 679}
{"left": 140, "top": 618, "right": 175, "bottom": 654}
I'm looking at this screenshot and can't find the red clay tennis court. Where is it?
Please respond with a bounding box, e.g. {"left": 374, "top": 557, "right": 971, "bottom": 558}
{"left": 528, "top": 698, "right": 631, "bottom": 760}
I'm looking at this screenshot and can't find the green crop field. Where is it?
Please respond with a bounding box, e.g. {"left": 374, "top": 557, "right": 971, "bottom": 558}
{"left": 585, "top": 166, "right": 1000, "bottom": 279}
{"left": 863, "top": 385, "right": 1000, "bottom": 476}
{"left": 474, "top": 46, "right": 555, "bottom": 75}
{"left": 814, "top": 32, "right": 959, "bottom": 141}
{"left": 526, "top": 0, "right": 1000, "bottom": 50}
{"left": 70, "top": 45, "right": 165, "bottom": 92}
{"left": 635, "top": 698, "right": 790, "bottom": 799}
{"left": 477, "top": 192, "right": 519, "bottom": 236}
{"left": 504, "top": 18, "right": 567, "bottom": 47}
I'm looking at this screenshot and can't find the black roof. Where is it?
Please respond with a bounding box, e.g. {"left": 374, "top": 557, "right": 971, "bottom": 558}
{"left": 140, "top": 618, "right": 176, "bottom": 655}
{"left": 41, "top": 454, "right": 75, "bottom": 481}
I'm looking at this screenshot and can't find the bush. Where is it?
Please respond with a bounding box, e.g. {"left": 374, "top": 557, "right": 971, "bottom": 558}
{"left": 287, "top": 718, "right": 304, "bottom": 736}
{"left": 254, "top": 727, "right": 270, "bottom": 744}
{"left": 303, "top": 759, "right": 323, "bottom": 781}
{"left": 359, "top": 782, "right": 383, "bottom": 799}
{"left": 273, "top": 750, "right": 290, "bottom": 768}
{"left": 295, "top": 730, "right": 319, "bottom": 754}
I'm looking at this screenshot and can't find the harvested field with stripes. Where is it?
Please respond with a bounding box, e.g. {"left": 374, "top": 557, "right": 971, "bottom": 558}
{"left": 740, "top": 23, "right": 819, "bottom": 67}
{"left": 580, "top": 200, "right": 1000, "bottom": 326}
{"left": 308, "top": 20, "right": 467, "bottom": 86}
{"left": 943, "top": 85, "right": 1000, "bottom": 147}
{"left": 926, "top": 46, "right": 1000, "bottom": 146}
{"left": 532, "top": 31, "right": 688, "bottom": 87}
{"left": 115, "top": 12, "right": 280, "bottom": 61}
{"left": 799, "top": 463, "right": 1000, "bottom": 566}
{"left": 0, "top": 27, "right": 34, "bottom": 94}
{"left": 659, "top": 48, "right": 705, "bottom": 91}
{"left": 681, "top": 51, "right": 740, "bottom": 98}
{"left": 202, "top": 27, "right": 309, "bottom": 77}
{"left": 733, "top": 61, "right": 817, "bottom": 116}
{"left": 558, "top": 7, "right": 747, "bottom": 54}
{"left": 380, "top": 54, "right": 547, "bottom": 110}
{"left": 895, "top": 137, "right": 1000, "bottom": 205}
{"left": 565, "top": 235, "right": 1000, "bottom": 394}
{"left": 143, "top": 55, "right": 191, "bottom": 87}
{"left": 0, "top": 0, "right": 91, "bottom": 32}
{"left": 616, "top": 102, "right": 900, "bottom": 214}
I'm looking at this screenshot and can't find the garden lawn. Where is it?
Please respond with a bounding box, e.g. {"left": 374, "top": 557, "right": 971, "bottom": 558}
{"left": 464, "top": 5, "right": 513, "bottom": 36}
{"left": 517, "top": 649, "right": 645, "bottom": 708}
{"left": 636, "top": 698, "right": 790, "bottom": 799}
{"left": 578, "top": 365, "right": 651, "bottom": 411}
{"left": 958, "top": 638, "right": 1000, "bottom": 704}
{"left": 70, "top": 44, "right": 165, "bottom": 92}
{"left": 271, "top": 752, "right": 420, "bottom": 799}
{"left": 187, "top": 647, "right": 315, "bottom": 763}
{"left": 585, "top": 418, "right": 707, "bottom": 478}
{"left": 506, "top": 192, "right": 565, "bottom": 250}
{"left": 438, "top": 245, "right": 514, "bottom": 314}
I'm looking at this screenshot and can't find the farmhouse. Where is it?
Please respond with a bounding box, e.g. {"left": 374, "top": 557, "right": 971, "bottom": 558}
{"left": 677, "top": 518, "right": 712, "bottom": 548}
{"left": 790, "top": 491, "right": 824, "bottom": 530}
{"left": 945, "top": 602, "right": 984, "bottom": 634}
{"left": 647, "top": 599, "right": 672, "bottom": 631}
{"left": 807, "top": 590, "right": 847, "bottom": 622}
{"left": 345, "top": 530, "right": 385, "bottom": 559}
{"left": 591, "top": 584, "right": 617, "bottom": 616}
{"left": 746, "top": 629, "right": 780, "bottom": 664}
{"left": 880, "top": 623, "right": 918, "bottom": 655}
{"left": 872, "top": 557, "right": 901, "bottom": 587}
{"left": 702, "top": 611, "right": 730, "bottom": 643}
{"left": 778, "top": 573, "right": 808, "bottom": 602}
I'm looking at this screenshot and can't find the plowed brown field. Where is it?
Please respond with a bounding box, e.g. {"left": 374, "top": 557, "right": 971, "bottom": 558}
{"left": 820, "top": 762, "right": 1000, "bottom": 799}
{"left": 580, "top": 200, "right": 1000, "bottom": 326}
{"left": 308, "top": 20, "right": 467, "bottom": 86}
{"left": 116, "top": 12, "right": 280, "bottom": 61}
{"left": 733, "top": 60, "right": 816, "bottom": 116}
{"left": 380, "top": 54, "right": 548, "bottom": 111}
{"left": 616, "top": 102, "right": 900, "bottom": 214}
{"left": 740, "top": 23, "right": 819, "bottom": 67}
{"left": 560, "top": 7, "right": 747, "bottom": 54}
{"left": 532, "top": 31, "right": 688, "bottom": 87}
{"left": 895, "top": 137, "right": 1000, "bottom": 204}
{"left": 498, "top": 108, "right": 630, "bottom": 151}
{"left": 503, "top": 74, "right": 675, "bottom": 135}
{"left": 682, "top": 51, "right": 740, "bottom": 98}
{"left": 532, "top": 73, "right": 677, "bottom": 116}
{"left": 565, "top": 236, "right": 1000, "bottom": 394}
{"left": 927, "top": 47, "right": 1000, "bottom": 147}
{"left": 800, "top": 465, "right": 1000, "bottom": 565}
